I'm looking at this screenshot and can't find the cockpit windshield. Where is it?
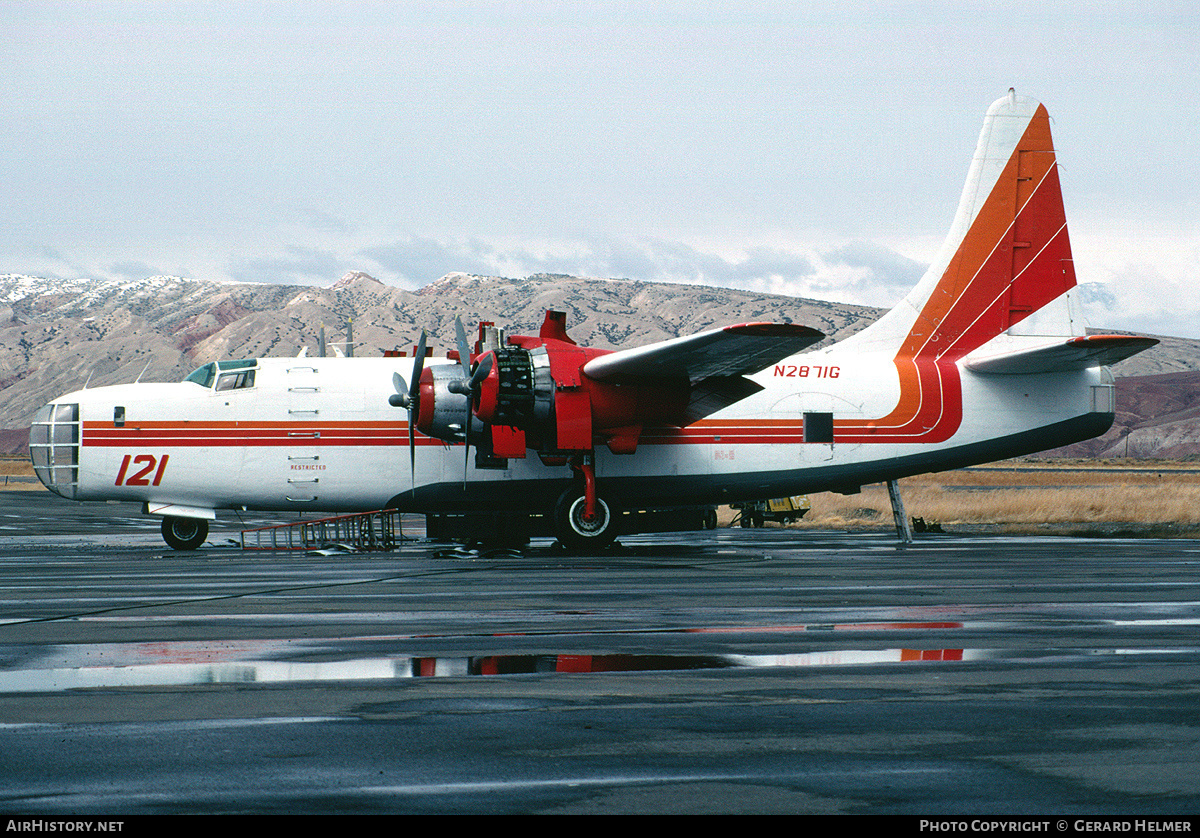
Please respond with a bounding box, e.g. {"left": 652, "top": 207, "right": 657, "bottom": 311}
{"left": 183, "top": 359, "right": 258, "bottom": 389}
{"left": 184, "top": 363, "right": 216, "bottom": 388}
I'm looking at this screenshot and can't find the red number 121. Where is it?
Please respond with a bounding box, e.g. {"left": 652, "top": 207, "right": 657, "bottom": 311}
{"left": 115, "top": 454, "right": 169, "bottom": 486}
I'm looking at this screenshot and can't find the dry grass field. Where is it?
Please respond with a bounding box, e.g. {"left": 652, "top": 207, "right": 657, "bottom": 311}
{"left": 787, "top": 461, "right": 1200, "bottom": 537}
{"left": 0, "top": 454, "right": 36, "bottom": 489}
{"left": 0, "top": 455, "right": 32, "bottom": 474}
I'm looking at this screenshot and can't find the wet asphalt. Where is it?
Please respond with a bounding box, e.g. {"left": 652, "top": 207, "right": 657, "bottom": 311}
{"left": 1, "top": 490, "right": 1198, "bottom": 815}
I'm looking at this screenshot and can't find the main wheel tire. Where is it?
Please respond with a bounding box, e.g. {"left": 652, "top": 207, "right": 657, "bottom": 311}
{"left": 161, "top": 516, "right": 208, "bottom": 551}
{"left": 703, "top": 509, "right": 718, "bottom": 530}
{"left": 553, "top": 486, "right": 620, "bottom": 551}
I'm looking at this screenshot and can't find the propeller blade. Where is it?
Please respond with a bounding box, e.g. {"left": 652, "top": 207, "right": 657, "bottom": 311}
{"left": 452, "top": 318, "right": 494, "bottom": 487}
{"left": 462, "top": 408, "right": 472, "bottom": 488}
{"left": 454, "top": 317, "right": 475, "bottom": 486}
{"left": 454, "top": 316, "right": 472, "bottom": 380}
{"left": 469, "top": 352, "right": 493, "bottom": 389}
{"left": 407, "top": 330, "right": 427, "bottom": 498}
{"left": 409, "top": 330, "right": 427, "bottom": 405}
{"left": 409, "top": 418, "right": 416, "bottom": 496}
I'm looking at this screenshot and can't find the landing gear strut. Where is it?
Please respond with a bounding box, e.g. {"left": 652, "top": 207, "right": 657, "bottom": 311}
{"left": 554, "top": 453, "right": 620, "bottom": 550}
{"left": 553, "top": 485, "right": 620, "bottom": 550}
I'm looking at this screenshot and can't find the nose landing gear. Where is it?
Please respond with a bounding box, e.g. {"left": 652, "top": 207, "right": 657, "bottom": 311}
{"left": 161, "top": 516, "right": 208, "bottom": 551}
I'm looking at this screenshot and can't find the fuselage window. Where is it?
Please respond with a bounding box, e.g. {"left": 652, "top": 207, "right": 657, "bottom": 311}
{"left": 215, "top": 370, "right": 256, "bottom": 391}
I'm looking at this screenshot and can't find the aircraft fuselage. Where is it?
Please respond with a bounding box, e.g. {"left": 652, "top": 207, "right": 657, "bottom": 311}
{"left": 32, "top": 349, "right": 1114, "bottom": 518}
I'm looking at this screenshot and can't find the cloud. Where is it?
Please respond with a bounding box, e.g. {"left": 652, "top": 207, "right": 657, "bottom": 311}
{"left": 822, "top": 241, "right": 926, "bottom": 290}
{"left": 358, "top": 235, "right": 825, "bottom": 301}
{"left": 25, "top": 228, "right": 1199, "bottom": 339}
{"left": 359, "top": 237, "right": 514, "bottom": 287}
{"left": 765, "top": 240, "right": 930, "bottom": 309}
{"left": 1079, "top": 265, "right": 1200, "bottom": 339}
{"left": 215, "top": 233, "right": 913, "bottom": 310}
{"left": 109, "top": 261, "right": 166, "bottom": 281}
{"left": 226, "top": 247, "right": 351, "bottom": 286}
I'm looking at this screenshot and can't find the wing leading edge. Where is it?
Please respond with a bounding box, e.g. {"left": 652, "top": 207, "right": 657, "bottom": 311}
{"left": 583, "top": 322, "right": 825, "bottom": 383}
{"left": 581, "top": 322, "right": 825, "bottom": 425}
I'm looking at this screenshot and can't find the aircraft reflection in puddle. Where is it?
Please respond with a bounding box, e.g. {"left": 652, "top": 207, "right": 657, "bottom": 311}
{"left": 434, "top": 649, "right": 971, "bottom": 676}
{"left": 0, "top": 648, "right": 981, "bottom": 692}
{"left": 6, "top": 646, "right": 1192, "bottom": 693}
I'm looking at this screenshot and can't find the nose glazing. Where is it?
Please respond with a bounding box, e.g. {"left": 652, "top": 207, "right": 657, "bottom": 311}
{"left": 29, "top": 402, "right": 80, "bottom": 499}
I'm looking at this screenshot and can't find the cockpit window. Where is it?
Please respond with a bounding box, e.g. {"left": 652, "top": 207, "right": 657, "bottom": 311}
{"left": 216, "top": 369, "right": 256, "bottom": 391}
{"left": 184, "top": 359, "right": 257, "bottom": 389}
{"left": 185, "top": 363, "right": 216, "bottom": 387}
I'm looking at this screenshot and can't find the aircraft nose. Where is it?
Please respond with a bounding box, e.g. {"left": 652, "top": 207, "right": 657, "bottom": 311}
{"left": 29, "top": 402, "right": 80, "bottom": 499}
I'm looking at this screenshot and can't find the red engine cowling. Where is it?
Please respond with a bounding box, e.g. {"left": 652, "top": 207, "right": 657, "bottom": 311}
{"left": 471, "top": 339, "right": 687, "bottom": 456}
{"left": 414, "top": 311, "right": 688, "bottom": 457}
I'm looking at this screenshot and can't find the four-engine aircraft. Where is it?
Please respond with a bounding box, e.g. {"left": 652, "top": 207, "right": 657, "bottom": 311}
{"left": 30, "top": 92, "right": 1156, "bottom": 550}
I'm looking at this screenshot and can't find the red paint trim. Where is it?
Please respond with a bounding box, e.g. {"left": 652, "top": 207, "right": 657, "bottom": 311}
{"left": 82, "top": 420, "right": 441, "bottom": 448}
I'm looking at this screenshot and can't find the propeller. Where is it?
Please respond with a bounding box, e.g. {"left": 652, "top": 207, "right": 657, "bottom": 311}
{"left": 453, "top": 315, "right": 473, "bottom": 387}
{"left": 388, "top": 320, "right": 494, "bottom": 490}
{"left": 388, "top": 330, "right": 426, "bottom": 494}
{"left": 446, "top": 316, "right": 495, "bottom": 484}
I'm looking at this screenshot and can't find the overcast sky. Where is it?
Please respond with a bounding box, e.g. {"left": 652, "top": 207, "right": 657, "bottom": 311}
{"left": 3, "top": 1, "right": 1198, "bottom": 336}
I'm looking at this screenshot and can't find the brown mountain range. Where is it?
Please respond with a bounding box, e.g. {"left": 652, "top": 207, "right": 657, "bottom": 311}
{"left": 2, "top": 272, "right": 1197, "bottom": 458}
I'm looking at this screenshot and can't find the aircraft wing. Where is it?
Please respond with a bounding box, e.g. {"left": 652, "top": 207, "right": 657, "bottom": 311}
{"left": 582, "top": 322, "right": 825, "bottom": 384}
{"left": 963, "top": 334, "right": 1158, "bottom": 375}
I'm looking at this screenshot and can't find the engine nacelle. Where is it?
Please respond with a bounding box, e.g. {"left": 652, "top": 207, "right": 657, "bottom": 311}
{"left": 410, "top": 311, "right": 689, "bottom": 456}
{"left": 473, "top": 342, "right": 689, "bottom": 455}
{"left": 415, "top": 364, "right": 474, "bottom": 443}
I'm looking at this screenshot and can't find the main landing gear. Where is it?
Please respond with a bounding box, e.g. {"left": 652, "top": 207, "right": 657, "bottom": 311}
{"left": 554, "top": 453, "right": 621, "bottom": 550}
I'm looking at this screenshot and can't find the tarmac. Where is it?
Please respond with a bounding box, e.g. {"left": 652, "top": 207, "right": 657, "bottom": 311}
{"left": 1, "top": 490, "right": 1199, "bottom": 815}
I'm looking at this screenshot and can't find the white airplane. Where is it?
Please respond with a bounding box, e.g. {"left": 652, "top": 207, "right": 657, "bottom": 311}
{"left": 30, "top": 91, "right": 1156, "bottom": 550}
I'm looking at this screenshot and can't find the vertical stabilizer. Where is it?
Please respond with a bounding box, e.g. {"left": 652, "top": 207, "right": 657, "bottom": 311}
{"left": 832, "top": 93, "right": 1089, "bottom": 445}
{"left": 846, "top": 91, "right": 1078, "bottom": 357}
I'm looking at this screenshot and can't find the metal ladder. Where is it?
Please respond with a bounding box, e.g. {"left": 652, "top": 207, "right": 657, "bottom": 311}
{"left": 241, "top": 509, "right": 407, "bottom": 551}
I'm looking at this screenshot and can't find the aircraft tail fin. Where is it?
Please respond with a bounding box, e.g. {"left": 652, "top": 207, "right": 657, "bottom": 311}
{"left": 846, "top": 90, "right": 1084, "bottom": 361}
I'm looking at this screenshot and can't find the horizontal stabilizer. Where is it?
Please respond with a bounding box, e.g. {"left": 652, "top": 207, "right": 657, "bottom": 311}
{"left": 964, "top": 334, "right": 1159, "bottom": 375}
{"left": 583, "top": 322, "right": 825, "bottom": 384}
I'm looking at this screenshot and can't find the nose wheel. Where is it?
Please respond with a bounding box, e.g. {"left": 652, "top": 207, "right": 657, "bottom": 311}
{"left": 161, "top": 516, "right": 208, "bottom": 551}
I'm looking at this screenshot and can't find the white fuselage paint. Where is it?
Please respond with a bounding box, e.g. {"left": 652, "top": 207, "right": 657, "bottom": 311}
{"left": 38, "top": 345, "right": 1111, "bottom": 516}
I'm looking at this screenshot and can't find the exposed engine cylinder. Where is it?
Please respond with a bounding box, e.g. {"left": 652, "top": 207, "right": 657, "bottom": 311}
{"left": 476, "top": 346, "right": 554, "bottom": 429}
